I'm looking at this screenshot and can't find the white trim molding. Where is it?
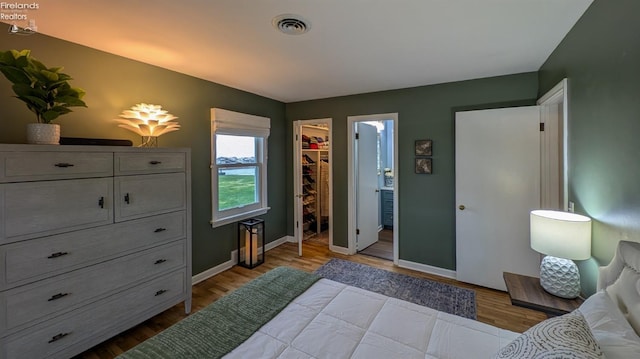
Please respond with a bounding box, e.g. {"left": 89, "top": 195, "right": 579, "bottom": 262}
{"left": 329, "top": 245, "right": 350, "bottom": 255}
{"left": 266, "top": 235, "right": 296, "bottom": 251}
{"left": 192, "top": 254, "right": 236, "bottom": 285}
{"left": 192, "top": 235, "right": 293, "bottom": 285}
{"left": 397, "top": 259, "right": 457, "bottom": 280}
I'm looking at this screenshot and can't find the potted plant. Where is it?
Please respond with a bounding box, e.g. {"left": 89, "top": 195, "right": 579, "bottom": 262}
{"left": 0, "top": 49, "right": 87, "bottom": 144}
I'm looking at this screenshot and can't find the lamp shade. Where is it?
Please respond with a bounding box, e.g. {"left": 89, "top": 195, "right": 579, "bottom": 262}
{"left": 530, "top": 210, "right": 591, "bottom": 260}
{"left": 115, "top": 103, "right": 180, "bottom": 147}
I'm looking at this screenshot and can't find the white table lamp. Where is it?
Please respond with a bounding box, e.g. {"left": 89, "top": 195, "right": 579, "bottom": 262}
{"left": 530, "top": 210, "right": 591, "bottom": 299}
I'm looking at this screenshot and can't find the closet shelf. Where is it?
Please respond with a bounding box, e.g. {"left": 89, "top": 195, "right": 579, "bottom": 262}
{"left": 300, "top": 126, "right": 329, "bottom": 239}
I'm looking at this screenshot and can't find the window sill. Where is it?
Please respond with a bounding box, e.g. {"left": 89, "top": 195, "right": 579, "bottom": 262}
{"left": 210, "top": 207, "right": 270, "bottom": 228}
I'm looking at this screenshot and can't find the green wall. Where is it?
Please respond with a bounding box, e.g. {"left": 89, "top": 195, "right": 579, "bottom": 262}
{"left": 539, "top": 0, "right": 640, "bottom": 295}
{"left": 286, "top": 73, "right": 539, "bottom": 270}
{"left": 10, "top": 4, "right": 627, "bottom": 282}
{"left": 0, "top": 33, "right": 287, "bottom": 275}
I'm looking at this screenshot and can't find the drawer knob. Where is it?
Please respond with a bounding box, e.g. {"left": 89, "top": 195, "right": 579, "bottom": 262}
{"left": 47, "top": 251, "right": 69, "bottom": 259}
{"left": 98, "top": 196, "right": 105, "bottom": 209}
{"left": 155, "top": 289, "right": 168, "bottom": 296}
{"left": 54, "top": 163, "right": 75, "bottom": 168}
{"left": 154, "top": 227, "right": 167, "bottom": 233}
{"left": 124, "top": 193, "right": 130, "bottom": 204}
{"left": 48, "top": 292, "right": 70, "bottom": 301}
{"left": 154, "top": 259, "right": 167, "bottom": 265}
{"left": 48, "top": 332, "right": 70, "bottom": 343}
{"left": 149, "top": 160, "right": 162, "bottom": 165}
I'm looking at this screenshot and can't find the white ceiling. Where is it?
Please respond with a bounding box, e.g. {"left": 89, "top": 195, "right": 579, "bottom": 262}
{"left": 16, "top": 0, "right": 592, "bottom": 102}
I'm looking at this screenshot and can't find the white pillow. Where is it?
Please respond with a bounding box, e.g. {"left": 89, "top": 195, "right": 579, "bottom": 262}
{"left": 493, "top": 311, "right": 604, "bottom": 359}
{"left": 604, "top": 266, "right": 640, "bottom": 336}
{"left": 579, "top": 290, "right": 640, "bottom": 359}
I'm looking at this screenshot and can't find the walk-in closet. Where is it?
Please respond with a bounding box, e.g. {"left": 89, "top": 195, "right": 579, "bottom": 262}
{"left": 301, "top": 125, "right": 329, "bottom": 240}
{"left": 294, "top": 120, "right": 332, "bottom": 255}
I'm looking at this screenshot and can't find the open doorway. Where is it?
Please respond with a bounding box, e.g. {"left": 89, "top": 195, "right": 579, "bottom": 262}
{"left": 293, "top": 119, "right": 333, "bottom": 256}
{"left": 537, "top": 78, "right": 568, "bottom": 211}
{"left": 347, "top": 113, "right": 398, "bottom": 263}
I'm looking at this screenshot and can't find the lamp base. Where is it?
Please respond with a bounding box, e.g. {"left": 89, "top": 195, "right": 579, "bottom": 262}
{"left": 139, "top": 136, "right": 158, "bottom": 147}
{"left": 539, "top": 255, "right": 581, "bottom": 299}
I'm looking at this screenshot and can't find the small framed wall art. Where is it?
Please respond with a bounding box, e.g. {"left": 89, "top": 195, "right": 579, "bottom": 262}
{"left": 415, "top": 139, "right": 432, "bottom": 156}
{"left": 415, "top": 158, "right": 432, "bottom": 174}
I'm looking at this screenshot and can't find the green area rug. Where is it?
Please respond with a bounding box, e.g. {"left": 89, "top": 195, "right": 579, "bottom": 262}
{"left": 118, "top": 267, "right": 320, "bottom": 359}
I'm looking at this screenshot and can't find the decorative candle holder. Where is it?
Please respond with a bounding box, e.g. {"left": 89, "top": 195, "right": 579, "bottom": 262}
{"left": 238, "top": 218, "right": 265, "bottom": 269}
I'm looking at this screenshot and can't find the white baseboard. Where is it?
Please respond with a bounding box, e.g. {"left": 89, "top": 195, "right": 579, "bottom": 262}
{"left": 192, "top": 235, "right": 293, "bottom": 285}
{"left": 192, "top": 255, "right": 236, "bottom": 285}
{"left": 192, "top": 237, "right": 457, "bottom": 284}
{"left": 329, "top": 244, "right": 351, "bottom": 255}
{"left": 397, "top": 259, "right": 457, "bottom": 280}
{"left": 266, "top": 235, "right": 296, "bottom": 251}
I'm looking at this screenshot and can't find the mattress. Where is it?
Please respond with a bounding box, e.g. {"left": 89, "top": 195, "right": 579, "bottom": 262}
{"left": 225, "top": 278, "right": 518, "bottom": 358}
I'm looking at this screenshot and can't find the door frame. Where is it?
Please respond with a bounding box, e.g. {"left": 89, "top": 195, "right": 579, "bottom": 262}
{"left": 537, "top": 78, "right": 568, "bottom": 210}
{"left": 347, "top": 113, "right": 399, "bottom": 264}
{"left": 293, "top": 118, "right": 333, "bottom": 256}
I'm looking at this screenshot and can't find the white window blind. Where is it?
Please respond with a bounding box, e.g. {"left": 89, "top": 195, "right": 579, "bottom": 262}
{"left": 211, "top": 108, "right": 270, "bottom": 137}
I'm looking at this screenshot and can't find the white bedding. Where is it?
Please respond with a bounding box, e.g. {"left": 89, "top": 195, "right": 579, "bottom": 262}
{"left": 580, "top": 290, "right": 640, "bottom": 359}
{"left": 222, "top": 240, "right": 640, "bottom": 358}
{"left": 225, "top": 279, "right": 519, "bottom": 359}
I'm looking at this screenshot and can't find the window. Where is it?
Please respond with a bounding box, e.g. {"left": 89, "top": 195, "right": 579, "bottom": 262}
{"left": 211, "top": 108, "right": 270, "bottom": 227}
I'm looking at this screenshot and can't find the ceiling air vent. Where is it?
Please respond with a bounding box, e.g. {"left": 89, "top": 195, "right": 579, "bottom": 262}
{"left": 272, "top": 14, "right": 310, "bottom": 35}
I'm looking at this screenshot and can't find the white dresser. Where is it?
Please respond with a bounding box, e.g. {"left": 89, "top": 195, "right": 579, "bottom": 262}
{"left": 0, "top": 144, "right": 192, "bottom": 359}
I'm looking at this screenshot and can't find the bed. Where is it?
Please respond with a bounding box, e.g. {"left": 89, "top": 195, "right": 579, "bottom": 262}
{"left": 119, "top": 241, "right": 640, "bottom": 359}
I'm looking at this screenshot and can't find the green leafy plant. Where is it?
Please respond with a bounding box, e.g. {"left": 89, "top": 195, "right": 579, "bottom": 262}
{"left": 0, "top": 49, "right": 86, "bottom": 123}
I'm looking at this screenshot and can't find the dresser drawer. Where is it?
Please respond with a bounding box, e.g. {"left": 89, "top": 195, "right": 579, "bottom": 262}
{"left": 1, "top": 241, "right": 185, "bottom": 333}
{"left": 115, "top": 152, "right": 186, "bottom": 175}
{"left": 1, "top": 212, "right": 186, "bottom": 290}
{"left": 2, "top": 269, "right": 186, "bottom": 359}
{"left": 115, "top": 173, "right": 186, "bottom": 222}
{"left": 0, "top": 152, "right": 113, "bottom": 182}
{"left": 0, "top": 178, "right": 113, "bottom": 244}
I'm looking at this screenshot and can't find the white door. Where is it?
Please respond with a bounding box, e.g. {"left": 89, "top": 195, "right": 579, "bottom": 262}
{"left": 293, "top": 122, "right": 304, "bottom": 256}
{"left": 356, "top": 123, "right": 379, "bottom": 251}
{"left": 455, "top": 107, "right": 542, "bottom": 291}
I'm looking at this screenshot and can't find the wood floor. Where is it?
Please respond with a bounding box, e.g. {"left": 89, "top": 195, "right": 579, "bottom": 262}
{"left": 359, "top": 229, "right": 393, "bottom": 260}
{"left": 75, "top": 240, "right": 546, "bottom": 358}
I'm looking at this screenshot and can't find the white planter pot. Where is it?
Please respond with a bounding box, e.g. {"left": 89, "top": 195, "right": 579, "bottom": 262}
{"left": 27, "top": 123, "right": 60, "bottom": 145}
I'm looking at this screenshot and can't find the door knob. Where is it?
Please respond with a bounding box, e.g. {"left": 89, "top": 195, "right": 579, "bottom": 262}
{"left": 458, "top": 205, "right": 465, "bottom": 210}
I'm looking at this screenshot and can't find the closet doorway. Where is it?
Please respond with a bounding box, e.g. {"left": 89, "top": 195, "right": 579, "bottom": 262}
{"left": 347, "top": 113, "right": 398, "bottom": 263}
{"left": 293, "top": 119, "right": 333, "bottom": 256}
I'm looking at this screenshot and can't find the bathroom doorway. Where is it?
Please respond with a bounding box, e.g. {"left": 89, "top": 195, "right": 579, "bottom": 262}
{"left": 347, "top": 113, "right": 398, "bottom": 262}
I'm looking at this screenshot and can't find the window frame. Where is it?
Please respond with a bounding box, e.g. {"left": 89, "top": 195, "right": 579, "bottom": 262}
{"left": 211, "top": 109, "right": 270, "bottom": 228}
